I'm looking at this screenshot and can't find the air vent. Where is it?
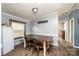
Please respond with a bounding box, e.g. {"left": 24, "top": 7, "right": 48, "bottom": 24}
{"left": 37, "top": 20, "right": 48, "bottom": 24}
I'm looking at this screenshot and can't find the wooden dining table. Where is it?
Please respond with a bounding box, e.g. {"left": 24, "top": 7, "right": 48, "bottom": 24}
{"left": 25, "top": 34, "right": 53, "bottom": 56}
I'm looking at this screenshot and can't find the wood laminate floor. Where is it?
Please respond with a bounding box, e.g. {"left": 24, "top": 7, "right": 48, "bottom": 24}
{"left": 3, "top": 40, "right": 79, "bottom": 56}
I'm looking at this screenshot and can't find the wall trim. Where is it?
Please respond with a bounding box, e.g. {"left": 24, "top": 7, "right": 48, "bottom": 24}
{"left": 30, "top": 33, "right": 58, "bottom": 37}
{"left": 2, "top": 12, "right": 30, "bottom": 22}
{"left": 74, "top": 46, "right": 79, "bottom": 48}
{"left": 26, "top": 33, "right": 31, "bottom": 35}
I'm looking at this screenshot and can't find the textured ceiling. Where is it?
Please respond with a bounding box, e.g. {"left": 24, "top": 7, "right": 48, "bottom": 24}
{"left": 2, "top": 3, "right": 74, "bottom": 20}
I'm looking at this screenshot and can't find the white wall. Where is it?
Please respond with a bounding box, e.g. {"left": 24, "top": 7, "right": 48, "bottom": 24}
{"left": 31, "top": 12, "right": 58, "bottom": 46}
{"left": 26, "top": 22, "right": 31, "bottom": 34}
{"left": 73, "top": 9, "right": 79, "bottom": 48}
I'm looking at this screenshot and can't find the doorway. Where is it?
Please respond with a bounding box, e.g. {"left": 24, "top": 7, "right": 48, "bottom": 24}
{"left": 58, "top": 22, "right": 65, "bottom": 41}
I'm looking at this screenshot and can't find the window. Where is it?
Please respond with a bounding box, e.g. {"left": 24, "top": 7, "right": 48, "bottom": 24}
{"left": 9, "top": 20, "right": 26, "bottom": 38}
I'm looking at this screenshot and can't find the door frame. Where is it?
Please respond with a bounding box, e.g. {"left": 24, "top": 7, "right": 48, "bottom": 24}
{"left": 58, "top": 21, "right": 66, "bottom": 41}
{"left": 69, "top": 18, "right": 74, "bottom": 47}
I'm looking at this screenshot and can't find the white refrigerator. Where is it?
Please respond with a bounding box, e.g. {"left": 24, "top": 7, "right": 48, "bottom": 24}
{"left": 2, "top": 26, "right": 14, "bottom": 55}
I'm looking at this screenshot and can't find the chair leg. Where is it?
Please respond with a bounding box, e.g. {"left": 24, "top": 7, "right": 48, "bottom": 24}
{"left": 32, "top": 47, "right": 37, "bottom": 55}
{"left": 37, "top": 51, "right": 39, "bottom": 56}
{"left": 25, "top": 45, "right": 28, "bottom": 50}
{"left": 37, "top": 47, "right": 40, "bottom": 56}
{"left": 32, "top": 49, "right": 35, "bottom": 53}
{"left": 32, "top": 47, "right": 39, "bottom": 56}
{"left": 28, "top": 44, "right": 31, "bottom": 51}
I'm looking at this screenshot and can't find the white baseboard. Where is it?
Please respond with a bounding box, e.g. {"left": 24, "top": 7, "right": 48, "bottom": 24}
{"left": 74, "top": 46, "right": 79, "bottom": 48}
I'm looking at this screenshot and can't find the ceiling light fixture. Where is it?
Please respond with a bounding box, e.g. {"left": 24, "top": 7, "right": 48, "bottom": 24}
{"left": 32, "top": 8, "right": 38, "bottom": 14}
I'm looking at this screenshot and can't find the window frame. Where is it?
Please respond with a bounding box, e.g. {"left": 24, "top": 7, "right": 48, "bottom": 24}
{"left": 9, "top": 19, "right": 26, "bottom": 39}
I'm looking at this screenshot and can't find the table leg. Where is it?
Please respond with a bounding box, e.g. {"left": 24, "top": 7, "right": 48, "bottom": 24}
{"left": 24, "top": 39, "right": 26, "bottom": 48}
{"left": 43, "top": 41, "right": 46, "bottom": 56}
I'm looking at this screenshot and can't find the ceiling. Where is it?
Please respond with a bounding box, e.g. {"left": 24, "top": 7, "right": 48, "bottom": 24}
{"left": 2, "top": 3, "right": 74, "bottom": 20}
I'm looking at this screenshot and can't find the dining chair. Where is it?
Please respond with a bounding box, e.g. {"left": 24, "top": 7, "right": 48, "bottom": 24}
{"left": 46, "top": 41, "right": 53, "bottom": 55}
{"left": 27, "top": 39, "right": 35, "bottom": 50}
{"left": 24, "top": 37, "right": 30, "bottom": 50}
{"left": 32, "top": 40, "right": 43, "bottom": 56}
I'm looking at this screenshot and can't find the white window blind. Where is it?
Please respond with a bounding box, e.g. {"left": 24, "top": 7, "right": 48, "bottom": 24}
{"left": 11, "top": 22, "right": 24, "bottom": 38}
